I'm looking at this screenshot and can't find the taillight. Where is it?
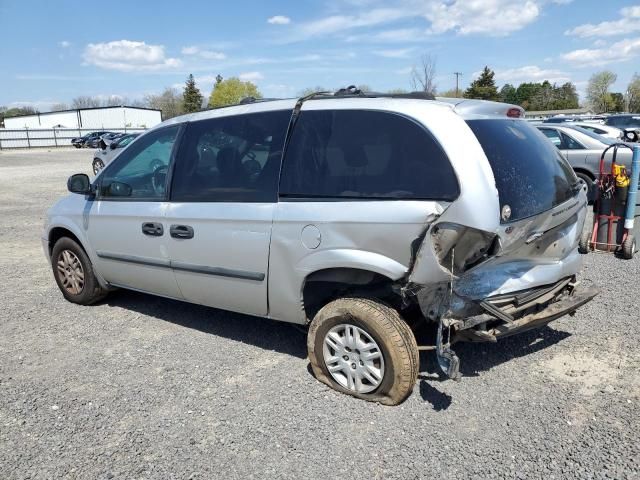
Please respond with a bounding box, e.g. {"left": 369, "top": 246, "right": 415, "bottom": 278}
{"left": 506, "top": 108, "right": 522, "bottom": 118}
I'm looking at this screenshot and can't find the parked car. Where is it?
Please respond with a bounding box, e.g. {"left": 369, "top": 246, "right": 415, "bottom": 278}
{"left": 71, "top": 131, "right": 109, "bottom": 148}
{"left": 44, "top": 94, "right": 595, "bottom": 405}
{"left": 535, "top": 123, "right": 634, "bottom": 200}
{"left": 86, "top": 131, "right": 118, "bottom": 149}
{"left": 569, "top": 122, "right": 622, "bottom": 140}
{"left": 92, "top": 133, "right": 140, "bottom": 175}
{"left": 604, "top": 115, "right": 640, "bottom": 142}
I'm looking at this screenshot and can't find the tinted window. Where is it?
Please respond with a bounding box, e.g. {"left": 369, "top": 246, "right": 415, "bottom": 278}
{"left": 99, "top": 125, "right": 179, "bottom": 200}
{"left": 468, "top": 120, "right": 578, "bottom": 222}
{"left": 540, "top": 128, "right": 562, "bottom": 147}
{"left": 607, "top": 116, "right": 640, "bottom": 128}
{"left": 279, "top": 110, "right": 459, "bottom": 200}
{"left": 171, "top": 110, "right": 290, "bottom": 202}
{"left": 561, "top": 132, "right": 584, "bottom": 150}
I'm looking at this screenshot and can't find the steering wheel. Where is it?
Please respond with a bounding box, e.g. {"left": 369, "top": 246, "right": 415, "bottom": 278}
{"left": 151, "top": 165, "right": 168, "bottom": 196}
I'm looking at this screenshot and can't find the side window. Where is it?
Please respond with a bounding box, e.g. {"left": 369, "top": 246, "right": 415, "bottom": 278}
{"left": 171, "top": 110, "right": 291, "bottom": 202}
{"left": 561, "top": 132, "right": 584, "bottom": 150}
{"left": 279, "top": 109, "right": 459, "bottom": 201}
{"left": 540, "top": 128, "right": 562, "bottom": 148}
{"left": 99, "top": 125, "right": 179, "bottom": 200}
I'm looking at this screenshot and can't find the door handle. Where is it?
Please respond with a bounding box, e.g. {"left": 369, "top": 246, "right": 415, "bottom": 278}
{"left": 142, "top": 222, "right": 164, "bottom": 236}
{"left": 170, "top": 224, "right": 194, "bottom": 239}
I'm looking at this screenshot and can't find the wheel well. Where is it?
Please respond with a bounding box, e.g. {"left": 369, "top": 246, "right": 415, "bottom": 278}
{"left": 48, "top": 227, "right": 83, "bottom": 256}
{"left": 573, "top": 168, "right": 595, "bottom": 181}
{"left": 302, "top": 268, "right": 400, "bottom": 321}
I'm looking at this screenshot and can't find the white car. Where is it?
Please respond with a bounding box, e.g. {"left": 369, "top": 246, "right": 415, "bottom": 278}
{"left": 569, "top": 122, "right": 622, "bottom": 140}
{"left": 92, "top": 134, "right": 140, "bottom": 175}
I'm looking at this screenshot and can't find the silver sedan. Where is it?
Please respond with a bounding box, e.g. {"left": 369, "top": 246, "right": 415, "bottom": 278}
{"left": 535, "top": 123, "right": 633, "bottom": 200}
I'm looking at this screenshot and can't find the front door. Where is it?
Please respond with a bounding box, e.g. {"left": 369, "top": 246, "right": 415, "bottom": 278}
{"left": 86, "top": 124, "right": 183, "bottom": 299}
{"left": 165, "top": 110, "right": 291, "bottom": 316}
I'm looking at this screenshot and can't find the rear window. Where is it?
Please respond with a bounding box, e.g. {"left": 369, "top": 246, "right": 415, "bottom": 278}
{"left": 606, "top": 116, "right": 640, "bottom": 128}
{"left": 467, "top": 119, "right": 577, "bottom": 222}
{"left": 280, "top": 109, "right": 459, "bottom": 201}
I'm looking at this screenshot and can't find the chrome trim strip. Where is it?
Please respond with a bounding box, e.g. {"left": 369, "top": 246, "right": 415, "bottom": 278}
{"left": 170, "top": 261, "right": 265, "bottom": 281}
{"left": 95, "top": 251, "right": 265, "bottom": 281}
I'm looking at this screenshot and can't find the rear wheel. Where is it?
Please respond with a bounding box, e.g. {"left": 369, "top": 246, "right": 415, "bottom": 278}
{"left": 307, "top": 297, "right": 418, "bottom": 405}
{"left": 578, "top": 226, "right": 592, "bottom": 254}
{"left": 622, "top": 235, "right": 636, "bottom": 260}
{"left": 575, "top": 172, "right": 594, "bottom": 203}
{"left": 92, "top": 158, "right": 105, "bottom": 175}
{"left": 51, "top": 237, "right": 107, "bottom": 305}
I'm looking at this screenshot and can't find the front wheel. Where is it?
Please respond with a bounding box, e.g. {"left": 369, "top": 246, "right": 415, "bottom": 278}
{"left": 51, "top": 237, "right": 108, "bottom": 305}
{"left": 307, "top": 297, "right": 418, "bottom": 405}
{"left": 575, "top": 172, "right": 594, "bottom": 204}
{"left": 92, "top": 158, "right": 105, "bottom": 175}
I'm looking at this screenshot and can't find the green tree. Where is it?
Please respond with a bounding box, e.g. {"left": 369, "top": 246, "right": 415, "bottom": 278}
{"left": 553, "top": 82, "right": 579, "bottom": 110}
{"left": 464, "top": 66, "right": 499, "bottom": 101}
{"left": 515, "top": 82, "right": 542, "bottom": 108}
{"left": 587, "top": 71, "right": 617, "bottom": 113}
{"left": 182, "top": 74, "right": 204, "bottom": 113}
{"left": 208, "top": 77, "right": 262, "bottom": 108}
{"left": 499, "top": 83, "right": 518, "bottom": 104}
{"left": 626, "top": 73, "right": 640, "bottom": 112}
{"left": 144, "top": 87, "right": 183, "bottom": 120}
{"left": 611, "top": 92, "right": 625, "bottom": 113}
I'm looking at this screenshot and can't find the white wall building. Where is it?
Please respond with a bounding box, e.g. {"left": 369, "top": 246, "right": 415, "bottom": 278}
{"left": 4, "top": 106, "right": 162, "bottom": 129}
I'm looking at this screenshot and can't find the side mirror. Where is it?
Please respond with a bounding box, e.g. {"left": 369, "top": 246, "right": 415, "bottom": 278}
{"left": 107, "top": 181, "right": 132, "bottom": 197}
{"left": 67, "top": 174, "right": 93, "bottom": 195}
{"left": 110, "top": 143, "right": 117, "bottom": 150}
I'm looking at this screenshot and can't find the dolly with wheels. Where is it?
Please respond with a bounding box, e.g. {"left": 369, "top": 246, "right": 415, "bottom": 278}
{"left": 580, "top": 144, "right": 640, "bottom": 259}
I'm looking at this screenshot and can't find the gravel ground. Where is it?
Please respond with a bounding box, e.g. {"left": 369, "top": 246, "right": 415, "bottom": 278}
{"left": 1, "top": 148, "right": 639, "bottom": 480}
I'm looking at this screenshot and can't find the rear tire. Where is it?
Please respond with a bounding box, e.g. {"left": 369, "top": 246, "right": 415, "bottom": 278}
{"left": 575, "top": 172, "right": 594, "bottom": 204}
{"left": 51, "top": 237, "right": 108, "bottom": 305}
{"left": 578, "top": 227, "right": 592, "bottom": 254}
{"left": 307, "top": 297, "right": 418, "bottom": 406}
{"left": 622, "top": 235, "right": 636, "bottom": 260}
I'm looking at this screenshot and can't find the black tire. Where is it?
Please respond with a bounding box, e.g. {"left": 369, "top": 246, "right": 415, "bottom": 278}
{"left": 575, "top": 172, "right": 594, "bottom": 204}
{"left": 74, "top": 143, "right": 81, "bottom": 149}
{"left": 51, "top": 237, "right": 108, "bottom": 305}
{"left": 622, "top": 235, "right": 636, "bottom": 260}
{"left": 92, "top": 158, "right": 104, "bottom": 175}
{"left": 307, "top": 297, "right": 419, "bottom": 406}
{"left": 578, "top": 226, "right": 592, "bottom": 254}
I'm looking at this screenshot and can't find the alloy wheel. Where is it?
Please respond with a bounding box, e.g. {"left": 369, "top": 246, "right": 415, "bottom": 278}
{"left": 56, "top": 249, "right": 84, "bottom": 295}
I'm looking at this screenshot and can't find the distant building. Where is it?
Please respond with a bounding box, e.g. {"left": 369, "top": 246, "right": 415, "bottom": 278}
{"left": 3, "top": 105, "right": 162, "bottom": 129}
{"left": 524, "top": 107, "right": 596, "bottom": 119}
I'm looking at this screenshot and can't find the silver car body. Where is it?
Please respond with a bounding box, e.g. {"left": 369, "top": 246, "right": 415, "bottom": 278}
{"left": 535, "top": 123, "right": 633, "bottom": 180}
{"left": 43, "top": 97, "right": 591, "bottom": 337}
{"left": 569, "top": 122, "right": 622, "bottom": 140}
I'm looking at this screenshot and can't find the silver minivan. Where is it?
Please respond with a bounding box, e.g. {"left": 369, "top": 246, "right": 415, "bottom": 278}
{"left": 43, "top": 93, "right": 597, "bottom": 405}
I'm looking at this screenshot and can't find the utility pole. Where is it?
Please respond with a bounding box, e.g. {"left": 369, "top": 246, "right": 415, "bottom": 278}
{"left": 454, "top": 72, "right": 463, "bottom": 98}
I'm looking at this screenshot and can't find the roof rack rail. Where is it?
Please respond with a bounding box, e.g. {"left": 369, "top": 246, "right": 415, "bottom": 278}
{"left": 302, "top": 86, "right": 436, "bottom": 101}
{"left": 238, "top": 96, "right": 281, "bottom": 105}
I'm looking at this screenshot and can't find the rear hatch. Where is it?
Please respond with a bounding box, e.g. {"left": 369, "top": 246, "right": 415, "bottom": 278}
{"left": 454, "top": 119, "right": 586, "bottom": 299}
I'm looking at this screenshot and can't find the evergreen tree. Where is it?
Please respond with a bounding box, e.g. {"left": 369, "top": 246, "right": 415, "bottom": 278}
{"left": 183, "top": 74, "right": 204, "bottom": 113}
{"left": 464, "top": 66, "right": 499, "bottom": 101}
{"left": 499, "top": 83, "right": 518, "bottom": 104}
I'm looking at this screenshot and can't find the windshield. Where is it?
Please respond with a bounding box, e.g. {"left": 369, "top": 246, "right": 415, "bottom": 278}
{"left": 565, "top": 125, "right": 615, "bottom": 145}
{"left": 467, "top": 119, "right": 578, "bottom": 223}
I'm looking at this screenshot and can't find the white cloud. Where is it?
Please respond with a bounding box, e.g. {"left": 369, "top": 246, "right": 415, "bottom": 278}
{"left": 239, "top": 71, "right": 264, "bottom": 82}
{"left": 268, "top": 15, "right": 291, "bottom": 25}
{"left": 492, "top": 65, "right": 571, "bottom": 84}
{"left": 289, "top": 0, "right": 545, "bottom": 41}
{"left": 83, "top": 40, "right": 181, "bottom": 72}
{"left": 561, "top": 37, "right": 640, "bottom": 67}
{"left": 425, "top": 0, "right": 540, "bottom": 36}
{"left": 565, "top": 6, "right": 640, "bottom": 38}
{"left": 59, "top": 40, "right": 71, "bottom": 48}
{"left": 181, "top": 45, "right": 226, "bottom": 60}
{"left": 373, "top": 48, "right": 413, "bottom": 58}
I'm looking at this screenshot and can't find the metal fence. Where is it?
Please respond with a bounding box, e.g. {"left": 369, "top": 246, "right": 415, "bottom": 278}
{"left": 0, "top": 127, "right": 147, "bottom": 150}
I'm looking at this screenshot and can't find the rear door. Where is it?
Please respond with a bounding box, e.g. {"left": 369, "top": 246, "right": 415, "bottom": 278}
{"left": 86, "top": 124, "right": 183, "bottom": 298}
{"left": 165, "top": 110, "right": 291, "bottom": 316}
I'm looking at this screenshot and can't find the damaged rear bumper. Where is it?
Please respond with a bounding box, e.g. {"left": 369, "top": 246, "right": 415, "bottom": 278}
{"left": 454, "top": 282, "right": 599, "bottom": 342}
